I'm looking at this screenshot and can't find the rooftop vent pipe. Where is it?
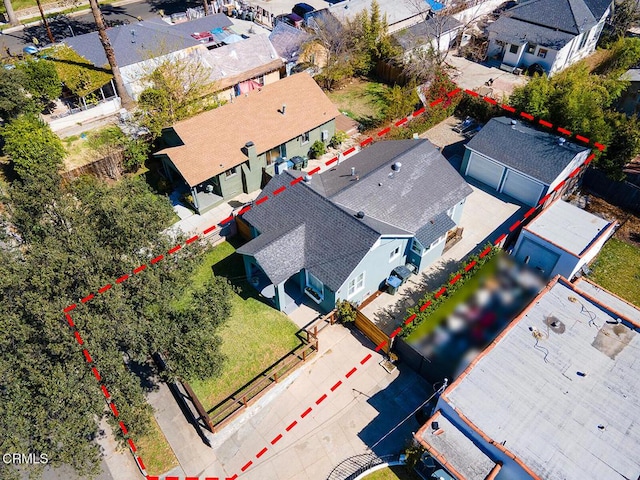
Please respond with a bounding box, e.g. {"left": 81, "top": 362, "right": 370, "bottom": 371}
{"left": 281, "top": 103, "right": 286, "bottom": 115}
{"left": 558, "top": 137, "right": 566, "bottom": 146}
{"left": 392, "top": 162, "right": 402, "bottom": 172}
{"left": 303, "top": 174, "right": 312, "bottom": 183}
{"left": 351, "top": 167, "right": 356, "bottom": 176}
{"left": 356, "top": 211, "right": 365, "bottom": 219}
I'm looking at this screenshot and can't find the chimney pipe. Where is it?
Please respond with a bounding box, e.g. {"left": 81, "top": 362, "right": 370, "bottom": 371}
{"left": 351, "top": 167, "right": 355, "bottom": 176}
{"left": 282, "top": 103, "right": 286, "bottom": 115}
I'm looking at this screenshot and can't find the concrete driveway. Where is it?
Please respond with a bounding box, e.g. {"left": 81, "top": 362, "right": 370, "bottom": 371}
{"left": 148, "top": 324, "right": 432, "bottom": 479}
{"left": 361, "top": 179, "right": 525, "bottom": 334}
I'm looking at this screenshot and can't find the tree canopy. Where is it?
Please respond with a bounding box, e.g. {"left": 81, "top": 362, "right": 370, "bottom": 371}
{"left": 0, "top": 119, "right": 232, "bottom": 478}
{"left": 508, "top": 59, "right": 640, "bottom": 180}
{"left": 16, "top": 58, "right": 63, "bottom": 109}
{"left": 0, "top": 68, "right": 38, "bottom": 120}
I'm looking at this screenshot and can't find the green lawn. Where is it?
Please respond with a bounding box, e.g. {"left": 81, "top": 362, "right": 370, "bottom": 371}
{"left": 135, "top": 415, "right": 179, "bottom": 476}
{"left": 588, "top": 238, "right": 640, "bottom": 306}
{"left": 327, "top": 78, "right": 390, "bottom": 129}
{"left": 406, "top": 257, "right": 499, "bottom": 343}
{"left": 187, "top": 241, "right": 301, "bottom": 410}
{"left": 363, "top": 465, "right": 423, "bottom": 480}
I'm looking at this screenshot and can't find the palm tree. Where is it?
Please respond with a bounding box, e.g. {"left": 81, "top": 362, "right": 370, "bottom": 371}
{"left": 87, "top": 0, "right": 134, "bottom": 108}
{"left": 3, "top": 0, "right": 18, "bottom": 26}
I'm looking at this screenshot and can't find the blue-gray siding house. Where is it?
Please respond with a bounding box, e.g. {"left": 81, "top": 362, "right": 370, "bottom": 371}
{"left": 237, "top": 139, "right": 472, "bottom": 314}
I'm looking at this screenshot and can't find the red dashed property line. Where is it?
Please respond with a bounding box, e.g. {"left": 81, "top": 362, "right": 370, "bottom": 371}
{"left": 62, "top": 87, "right": 609, "bottom": 480}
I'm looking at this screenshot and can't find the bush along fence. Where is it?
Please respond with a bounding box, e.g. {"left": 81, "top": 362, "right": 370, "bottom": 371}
{"left": 400, "top": 245, "right": 498, "bottom": 338}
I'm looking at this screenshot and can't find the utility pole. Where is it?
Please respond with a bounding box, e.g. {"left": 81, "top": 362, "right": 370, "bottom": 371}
{"left": 35, "top": 0, "right": 55, "bottom": 44}
{"left": 87, "top": 0, "right": 135, "bottom": 109}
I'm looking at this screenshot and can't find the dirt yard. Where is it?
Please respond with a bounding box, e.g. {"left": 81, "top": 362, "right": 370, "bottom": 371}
{"left": 583, "top": 194, "right": 640, "bottom": 248}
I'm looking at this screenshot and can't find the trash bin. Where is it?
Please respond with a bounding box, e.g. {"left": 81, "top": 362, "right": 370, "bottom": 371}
{"left": 392, "top": 265, "right": 412, "bottom": 285}
{"left": 386, "top": 275, "right": 402, "bottom": 295}
{"left": 291, "top": 156, "right": 305, "bottom": 171}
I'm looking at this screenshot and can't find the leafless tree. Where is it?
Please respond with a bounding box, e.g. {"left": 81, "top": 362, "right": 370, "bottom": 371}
{"left": 88, "top": 0, "right": 134, "bottom": 109}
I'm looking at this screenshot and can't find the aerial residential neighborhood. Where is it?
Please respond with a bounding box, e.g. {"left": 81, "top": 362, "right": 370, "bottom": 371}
{"left": 1, "top": 0, "right": 640, "bottom": 480}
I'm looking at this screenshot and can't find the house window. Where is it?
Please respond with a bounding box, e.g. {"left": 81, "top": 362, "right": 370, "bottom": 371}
{"left": 225, "top": 167, "right": 237, "bottom": 177}
{"left": 266, "top": 146, "right": 281, "bottom": 166}
{"left": 578, "top": 31, "right": 589, "bottom": 50}
{"left": 348, "top": 272, "right": 365, "bottom": 297}
{"left": 305, "top": 271, "right": 324, "bottom": 302}
{"left": 537, "top": 48, "right": 548, "bottom": 58}
{"left": 301, "top": 131, "right": 310, "bottom": 144}
{"left": 411, "top": 239, "right": 423, "bottom": 255}
{"left": 389, "top": 245, "right": 401, "bottom": 262}
{"left": 509, "top": 44, "right": 519, "bottom": 54}
{"left": 526, "top": 43, "right": 536, "bottom": 54}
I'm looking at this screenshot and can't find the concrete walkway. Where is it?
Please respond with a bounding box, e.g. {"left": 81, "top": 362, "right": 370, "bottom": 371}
{"left": 147, "top": 324, "right": 431, "bottom": 480}
{"left": 361, "top": 182, "right": 525, "bottom": 334}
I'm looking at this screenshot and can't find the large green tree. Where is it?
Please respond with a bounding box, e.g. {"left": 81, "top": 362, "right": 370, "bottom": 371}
{"left": 508, "top": 61, "right": 638, "bottom": 178}
{"left": 0, "top": 127, "right": 232, "bottom": 478}
{"left": 16, "top": 58, "right": 62, "bottom": 109}
{"left": 0, "top": 68, "right": 37, "bottom": 120}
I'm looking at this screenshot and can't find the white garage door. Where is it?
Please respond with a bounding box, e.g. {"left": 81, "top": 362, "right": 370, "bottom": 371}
{"left": 466, "top": 153, "right": 505, "bottom": 190}
{"left": 501, "top": 169, "right": 545, "bottom": 207}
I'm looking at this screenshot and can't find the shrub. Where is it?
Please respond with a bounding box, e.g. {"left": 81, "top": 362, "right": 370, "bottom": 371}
{"left": 309, "top": 140, "right": 326, "bottom": 159}
{"left": 336, "top": 299, "right": 357, "bottom": 323}
{"left": 329, "top": 130, "right": 348, "bottom": 149}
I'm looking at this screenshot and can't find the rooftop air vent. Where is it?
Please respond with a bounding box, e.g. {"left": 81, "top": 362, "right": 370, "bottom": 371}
{"left": 511, "top": 119, "right": 517, "bottom": 128}
{"left": 392, "top": 162, "right": 402, "bottom": 172}
{"left": 303, "top": 174, "right": 312, "bottom": 183}
{"left": 545, "top": 314, "right": 566, "bottom": 334}
{"left": 356, "top": 211, "right": 365, "bottom": 219}
{"left": 281, "top": 103, "right": 286, "bottom": 115}
{"left": 351, "top": 167, "right": 356, "bottom": 176}
{"left": 558, "top": 137, "right": 566, "bottom": 146}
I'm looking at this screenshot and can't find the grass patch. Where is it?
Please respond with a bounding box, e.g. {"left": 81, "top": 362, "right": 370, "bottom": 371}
{"left": 362, "top": 465, "right": 423, "bottom": 480}
{"left": 135, "top": 415, "right": 179, "bottom": 476}
{"left": 406, "top": 256, "right": 499, "bottom": 342}
{"left": 63, "top": 125, "right": 123, "bottom": 171}
{"left": 588, "top": 238, "right": 640, "bottom": 306}
{"left": 327, "top": 77, "right": 391, "bottom": 129}
{"left": 187, "top": 240, "right": 300, "bottom": 410}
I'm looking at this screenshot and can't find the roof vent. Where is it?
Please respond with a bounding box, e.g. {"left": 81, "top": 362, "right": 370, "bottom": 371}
{"left": 356, "top": 211, "right": 365, "bottom": 219}
{"left": 392, "top": 162, "right": 402, "bottom": 172}
{"left": 303, "top": 174, "right": 312, "bottom": 183}
{"left": 281, "top": 103, "right": 286, "bottom": 115}
{"left": 558, "top": 137, "right": 566, "bottom": 146}
{"left": 351, "top": 167, "right": 356, "bottom": 176}
{"left": 511, "top": 119, "right": 517, "bottom": 128}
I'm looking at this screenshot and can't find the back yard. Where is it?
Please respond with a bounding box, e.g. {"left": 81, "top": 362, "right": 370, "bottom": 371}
{"left": 187, "top": 240, "right": 300, "bottom": 410}
{"left": 585, "top": 196, "right": 640, "bottom": 306}
{"left": 326, "top": 78, "right": 391, "bottom": 129}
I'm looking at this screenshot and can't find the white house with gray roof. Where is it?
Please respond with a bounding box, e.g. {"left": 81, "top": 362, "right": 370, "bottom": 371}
{"left": 237, "top": 139, "right": 472, "bottom": 314}
{"left": 415, "top": 275, "right": 640, "bottom": 480}
{"left": 461, "top": 117, "right": 591, "bottom": 207}
{"left": 512, "top": 199, "right": 616, "bottom": 279}
{"left": 486, "top": 0, "right": 612, "bottom": 75}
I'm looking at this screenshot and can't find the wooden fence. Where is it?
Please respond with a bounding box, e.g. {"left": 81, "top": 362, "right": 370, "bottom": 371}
{"left": 61, "top": 150, "right": 125, "bottom": 182}
{"left": 582, "top": 167, "right": 640, "bottom": 214}
{"left": 205, "top": 310, "right": 337, "bottom": 432}
{"left": 354, "top": 310, "right": 390, "bottom": 355}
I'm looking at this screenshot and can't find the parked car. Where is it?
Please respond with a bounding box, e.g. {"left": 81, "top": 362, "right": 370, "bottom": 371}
{"left": 274, "top": 12, "right": 304, "bottom": 28}
{"left": 292, "top": 2, "right": 315, "bottom": 21}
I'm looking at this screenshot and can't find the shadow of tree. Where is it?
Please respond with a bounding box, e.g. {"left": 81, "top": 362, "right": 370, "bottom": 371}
{"left": 371, "top": 258, "right": 460, "bottom": 335}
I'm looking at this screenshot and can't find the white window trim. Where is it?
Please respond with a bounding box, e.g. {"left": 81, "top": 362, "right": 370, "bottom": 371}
{"left": 447, "top": 205, "right": 455, "bottom": 218}
{"left": 347, "top": 271, "right": 365, "bottom": 298}
{"left": 305, "top": 271, "right": 324, "bottom": 303}
{"left": 301, "top": 131, "right": 310, "bottom": 145}
{"left": 389, "top": 245, "right": 401, "bottom": 262}
{"left": 411, "top": 238, "right": 424, "bottom": 255}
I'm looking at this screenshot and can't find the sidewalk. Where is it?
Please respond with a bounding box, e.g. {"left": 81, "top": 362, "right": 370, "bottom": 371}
{"left": 147, "top": 323, "right": 431, "bottom": 479}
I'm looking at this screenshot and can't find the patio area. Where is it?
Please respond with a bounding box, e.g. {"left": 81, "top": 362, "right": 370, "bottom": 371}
{"left": 360, "top": 181, "right": 525, "bottom": 335}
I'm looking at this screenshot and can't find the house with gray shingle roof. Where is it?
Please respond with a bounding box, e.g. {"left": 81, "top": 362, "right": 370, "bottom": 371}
{"left": 461, "top": 117, "right": 591, "bottom": 207}
{"left": 62, "top": 14, "right": 283, "bottom": 100}
{"left": 486, "top": 0, "right": 612, "bottom": 75}
{"left": 237, "top": 139, "right": 472, "bottom": 313}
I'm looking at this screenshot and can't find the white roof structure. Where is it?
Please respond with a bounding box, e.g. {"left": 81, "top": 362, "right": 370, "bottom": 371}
{"left": 435, "top": 277, "right": 640, "bottom": 480}
{"left": 525, "top": 200, "right": 613, "bottom": 256}
{"left": 326, "top": 0, "right": 424, "bottom": 32}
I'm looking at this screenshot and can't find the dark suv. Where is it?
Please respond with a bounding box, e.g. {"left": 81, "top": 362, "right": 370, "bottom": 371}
{"left": 292, "top": 2, "right": 315, "bottom": 21}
